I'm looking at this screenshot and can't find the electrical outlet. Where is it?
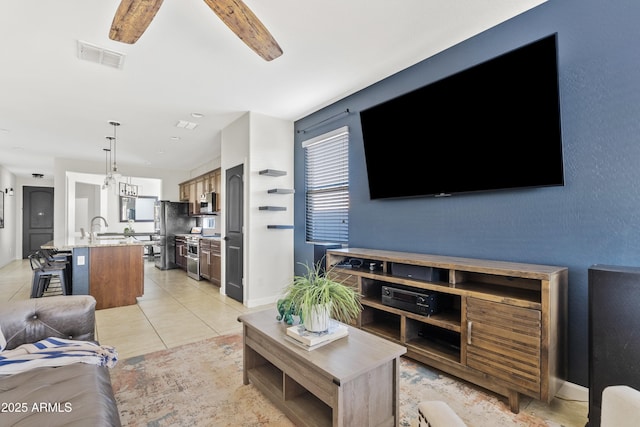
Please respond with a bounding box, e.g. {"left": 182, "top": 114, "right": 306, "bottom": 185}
{"left": 77, "top": 255, "right": 85, "bottom": 266}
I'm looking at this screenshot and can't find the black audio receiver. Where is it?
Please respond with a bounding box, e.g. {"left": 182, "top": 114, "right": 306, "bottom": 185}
{"left": 381, "top": 285, "right": 441, "bottom": 316}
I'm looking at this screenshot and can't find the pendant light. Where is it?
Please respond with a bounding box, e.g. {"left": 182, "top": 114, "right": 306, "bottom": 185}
{"left": 102, "top": 148, "right": 114, "bottom": 190}
{"left": 102, "top": 120, "right": 122, "bottom": 191}
{"left": 109, "top": 120, "right": 120, "bottom": 175}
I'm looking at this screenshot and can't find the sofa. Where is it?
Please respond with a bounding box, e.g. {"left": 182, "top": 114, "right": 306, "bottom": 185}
{"left": 0, "top": 295, "right": 121, "bottom": 426}
{"left": 415, "top": 401, "right": 467, "bottom": 427}
{"left": 601, "top": 385, "right": 640, "bottom": 427}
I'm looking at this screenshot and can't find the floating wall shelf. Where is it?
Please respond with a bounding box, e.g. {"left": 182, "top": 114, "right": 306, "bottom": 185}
{"left": 268, "top": 188, "right": 295, "bottom": 194}
{"left": 262, "top": 169, "right": 291, "bottom": 229}
{"left": 259, "top": 206, "right": 287, "bottom": 211}
{"left": 259, "top": 169, "right": 287, "bottom": 177}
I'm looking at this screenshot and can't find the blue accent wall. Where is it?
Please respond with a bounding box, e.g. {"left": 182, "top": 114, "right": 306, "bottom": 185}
{"left": 71, "top": 247, "right": 90, "bottom": 295}
{"left": 294, "top": 0, "right": 640, "bottom": 387}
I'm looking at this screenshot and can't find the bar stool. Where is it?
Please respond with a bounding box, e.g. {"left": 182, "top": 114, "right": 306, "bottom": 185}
{"left": 40, "top": 248, "right": 73, "bottom": 289}
{"left": 41, "top": 248, "right": 71, "bottom": 263}
{"left": 28, "top": 252, "right": 70, "bottom": 298}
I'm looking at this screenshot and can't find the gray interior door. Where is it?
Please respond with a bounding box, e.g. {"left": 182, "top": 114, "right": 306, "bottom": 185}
{"left": 225, "top": 164, "right": 244, "bottom": 302}
{"left": 22, "top": 186, "right": 54, "bottom": 258}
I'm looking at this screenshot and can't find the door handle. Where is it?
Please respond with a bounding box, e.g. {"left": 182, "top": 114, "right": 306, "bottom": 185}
{"left": 467, "top": 321, "right": 473, "bottom": 345}
{"left": 223, "top": 236, "right": 229, "bottom": 241}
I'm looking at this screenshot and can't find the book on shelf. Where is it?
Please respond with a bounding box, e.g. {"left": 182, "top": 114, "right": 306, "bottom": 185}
{"left": 286, "top": 320, "right": 349, "bottom": 347}
{"left": 284, "top": 334, "right": 346, "bottom": 351}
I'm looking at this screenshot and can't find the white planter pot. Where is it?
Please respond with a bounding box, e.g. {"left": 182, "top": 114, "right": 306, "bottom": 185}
{"left": 303, "top": 303, "right": 331, "bottom": 333}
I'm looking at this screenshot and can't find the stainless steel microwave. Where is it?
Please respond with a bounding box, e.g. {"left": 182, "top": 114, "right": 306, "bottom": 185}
{"left": 199, "top": 192, "right": 217, "bottom": 213}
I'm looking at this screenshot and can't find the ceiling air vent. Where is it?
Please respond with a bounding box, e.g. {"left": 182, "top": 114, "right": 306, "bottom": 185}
{"left": 176, "top": 120, "right": 198, "bottom": 130}
{"left": 77, "top": 40, "right": 125, "bottom": 70}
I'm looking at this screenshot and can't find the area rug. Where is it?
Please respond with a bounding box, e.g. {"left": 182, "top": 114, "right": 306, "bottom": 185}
{"left": 110, "top": 333, "right": 557, "bottom": 427}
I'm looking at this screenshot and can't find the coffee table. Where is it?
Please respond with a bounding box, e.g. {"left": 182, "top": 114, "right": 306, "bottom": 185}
{"left": 238, "top": 309, "right": 406, "bottom": 427}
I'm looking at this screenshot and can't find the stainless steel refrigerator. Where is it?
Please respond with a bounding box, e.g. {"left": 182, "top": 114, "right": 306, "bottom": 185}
{"left": 153, "top": 201, "right": 195, "bottom": 270}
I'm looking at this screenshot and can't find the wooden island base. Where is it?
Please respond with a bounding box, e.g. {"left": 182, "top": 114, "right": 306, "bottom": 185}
{"left": 71, "top": 244, "right": 144, "bottom": 310}
{"left": 89, "top": 245, "right": 144, "bottom": 309}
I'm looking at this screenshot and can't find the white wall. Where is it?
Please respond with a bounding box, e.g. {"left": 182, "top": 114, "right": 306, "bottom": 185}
{"left": 220, "top": 113, "right": 250, "bottom": 300}
{"left": 75, "top": 182, "right": 101, "bottom": 235}
{"left": 188, "top": 132, "right": 222, "bottom": 178}
{"left": 220, "top": 112, "right": 294, "bottom": 307}
{"left": 247, "top": 113, "right": 294, "bottom": 306}
{"left": 0, "top": 165, "right": 18, "bottom": 267}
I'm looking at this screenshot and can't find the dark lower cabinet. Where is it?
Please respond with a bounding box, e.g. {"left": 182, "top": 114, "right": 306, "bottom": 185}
{"left": 588, "top": 265, "right": 640, "bottom": 426}
{"left": 198, "top": 238, "right": 221, "bottom": 285}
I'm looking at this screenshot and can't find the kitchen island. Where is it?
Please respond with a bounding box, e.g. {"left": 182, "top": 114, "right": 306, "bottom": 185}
{"left": 44, "top": 239, "right": 146, "bottom": 310}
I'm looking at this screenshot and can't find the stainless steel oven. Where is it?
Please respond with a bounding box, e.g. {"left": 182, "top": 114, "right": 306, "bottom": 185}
{"left": 186, "top": 236, "right": 201, "bottom": 280}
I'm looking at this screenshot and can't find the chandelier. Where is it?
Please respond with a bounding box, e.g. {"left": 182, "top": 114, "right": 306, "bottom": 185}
{"left": 102, "top": 120, "right": 121, "bottom": 190}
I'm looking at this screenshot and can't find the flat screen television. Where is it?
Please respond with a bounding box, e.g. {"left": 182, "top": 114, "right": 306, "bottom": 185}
{"left": 360, "top": 34, "right": 564, "bottom": 199}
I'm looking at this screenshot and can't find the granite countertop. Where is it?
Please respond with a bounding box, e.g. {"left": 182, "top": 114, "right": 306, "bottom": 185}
{"left": 200, "top": 235, "right": 221, "bottom": 241}
{"left": 97, "top": 232, "right": 159, "bottom": 237}
{"left": 174, "top": 234, "right": 221, "bottom": 240}
{"left": 43, "top": 238, "right": 150, "bottom": 250}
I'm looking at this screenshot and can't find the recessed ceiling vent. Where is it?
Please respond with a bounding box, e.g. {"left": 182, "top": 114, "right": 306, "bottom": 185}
{"left": 176, "top": 120, "right": 198, "bottom": 130}
{"left": 77, "top": 40, "right": 125, "bottom": 69}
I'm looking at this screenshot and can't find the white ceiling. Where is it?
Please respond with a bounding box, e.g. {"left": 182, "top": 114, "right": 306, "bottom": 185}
{"left": 0, "top": 0, "right": 546, "bottom": 178}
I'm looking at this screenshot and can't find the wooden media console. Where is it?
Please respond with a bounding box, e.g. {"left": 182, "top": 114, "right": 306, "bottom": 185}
{"left": 326, "top": 248, "right": 568, "bottom": 413}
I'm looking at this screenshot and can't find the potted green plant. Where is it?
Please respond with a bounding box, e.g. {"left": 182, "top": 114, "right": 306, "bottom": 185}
{"left": 280, "top": 261, "right": 362, "bottom": 332}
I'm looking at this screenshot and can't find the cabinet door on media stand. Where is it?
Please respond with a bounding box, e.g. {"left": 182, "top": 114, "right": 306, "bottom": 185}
{"left": 465, "top": 298, "right": 542, "bottom": 404}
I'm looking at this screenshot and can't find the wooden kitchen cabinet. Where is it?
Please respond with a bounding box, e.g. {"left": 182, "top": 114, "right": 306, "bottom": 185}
{"left": 204, "top": 171, "right": 216, "bottom": 194}
{"left": 199, "top": 238, "right": 221, "bottom": 285}
{"left": 179, "top": 183, "right": 190, "bottom": 202}
{"left": 178, "top": 168, "right": 222, "bottom": 214}
{"left": 209, "top": 239, "right": 221, "bottom": 285}
{"left": 326, "top": 247, "right": 567, "bottom": 413}
{"left": 199, "top": 239, "right": 211, "bottom": 280}
{"left": 211, "top": 169, "right": 221, "bottom": 211}
{"left": 195, "top": 179, "right": 204, "bottom": 201}
{"left": 189, "top": 181, "right": 198, "bottom": 214}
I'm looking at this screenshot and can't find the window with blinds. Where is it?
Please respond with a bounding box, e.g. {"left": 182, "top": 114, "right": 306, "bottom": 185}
{"left": 303, "top": 126, "right": 349, "bottom": 244}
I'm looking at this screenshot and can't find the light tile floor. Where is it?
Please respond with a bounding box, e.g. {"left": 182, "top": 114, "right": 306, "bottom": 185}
{"left": 1, "top": 258, "right": 588, "bottom": 425}
{"left": 0, "top": 258, "right": 270, "bottom": 359}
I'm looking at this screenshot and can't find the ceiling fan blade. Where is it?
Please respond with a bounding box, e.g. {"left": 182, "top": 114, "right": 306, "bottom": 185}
{"left": 203, "top": 0, "right": 283, "bottom": 61}
{"left": 109, "top": 0, "right": 164, "bottom": 44}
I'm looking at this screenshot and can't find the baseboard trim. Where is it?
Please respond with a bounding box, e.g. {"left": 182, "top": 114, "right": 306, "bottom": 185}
{"left": 557, "top": 381, "right": 589, "bottom": 402}
{"left": 246, "top": 294, "right": 280, "bottom": 308}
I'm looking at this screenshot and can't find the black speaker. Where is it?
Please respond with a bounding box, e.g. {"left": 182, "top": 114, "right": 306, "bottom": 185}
{"left": 588, "top": 265, "right": 640, "bottom": 426}
{"left": 391, "top": 263, "right": 435, "bottom": 281}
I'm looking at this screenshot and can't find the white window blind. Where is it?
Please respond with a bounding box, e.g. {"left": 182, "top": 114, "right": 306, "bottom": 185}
{"left": 303, "top": 126, "right": 349, "bottom": 244}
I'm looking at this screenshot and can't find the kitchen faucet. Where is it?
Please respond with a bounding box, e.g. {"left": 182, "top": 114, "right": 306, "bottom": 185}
{"left": 89, "top": 216, "right": 109, "bottom": 243}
